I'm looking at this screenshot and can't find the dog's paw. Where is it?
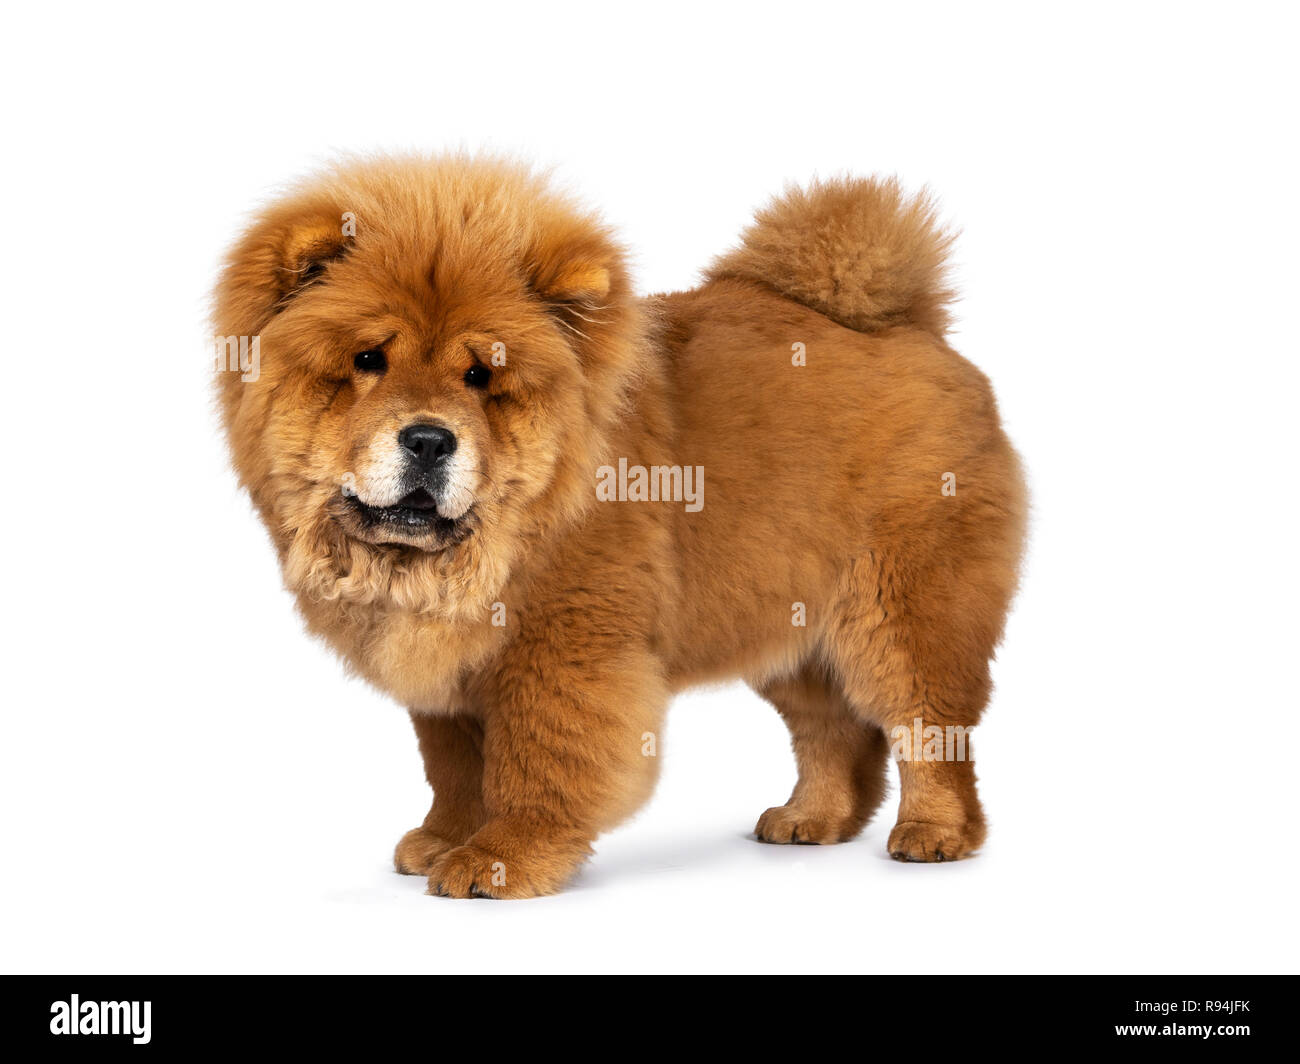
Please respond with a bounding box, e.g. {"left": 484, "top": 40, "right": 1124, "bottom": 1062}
{"left": 754, "top": 804, "right": 855, "bottom": 844}
{"left": 426, "top": 843, "right": 561, "bottom": 899}
{"left": 394, "top": 826, "right": 461, "bottom": 876}
{"left": 887, "top": 820, "right": 976, "bottom": 862}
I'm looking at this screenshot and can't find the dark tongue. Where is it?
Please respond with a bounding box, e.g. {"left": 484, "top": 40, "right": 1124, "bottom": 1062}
{"left": 397, "top": 489, "right": 438, "bottom": 511}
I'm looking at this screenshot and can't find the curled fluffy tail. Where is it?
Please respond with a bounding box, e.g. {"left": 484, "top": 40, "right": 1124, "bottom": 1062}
{"left": 706, "top": 176, "right": 956, "bottom": 336}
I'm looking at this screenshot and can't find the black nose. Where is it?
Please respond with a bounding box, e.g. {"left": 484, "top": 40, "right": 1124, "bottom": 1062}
{"left": 398, "top": 423, "right": 457, "bottom": 469}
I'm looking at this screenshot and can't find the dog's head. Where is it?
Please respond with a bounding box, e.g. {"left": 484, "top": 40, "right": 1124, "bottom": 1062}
{"left": 214, "top": 156, "right": 641, "bottom": 616}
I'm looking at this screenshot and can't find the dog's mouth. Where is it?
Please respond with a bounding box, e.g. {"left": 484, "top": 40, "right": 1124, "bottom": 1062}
{"left": 344, "top": 489, "right": 473, "bottom": 543}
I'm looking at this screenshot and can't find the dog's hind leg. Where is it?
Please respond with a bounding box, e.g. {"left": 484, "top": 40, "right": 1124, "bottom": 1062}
{"left": 824, "top": 546, "right": 1016, "bottom": 861}
{"left": 752, "top": 665, "right": 890, "bottom": 844}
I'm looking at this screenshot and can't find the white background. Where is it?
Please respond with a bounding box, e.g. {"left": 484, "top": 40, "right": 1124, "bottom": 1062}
{"left": 1, "top": 1, "right": 1296, "bottom": 974}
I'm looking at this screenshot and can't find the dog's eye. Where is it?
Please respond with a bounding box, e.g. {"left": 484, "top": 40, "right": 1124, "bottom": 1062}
{"left": 354, "top": 349, "right": 387, "bottom": 373}
{"left": 464, "top": 364, "right": 491, "bottom": 389}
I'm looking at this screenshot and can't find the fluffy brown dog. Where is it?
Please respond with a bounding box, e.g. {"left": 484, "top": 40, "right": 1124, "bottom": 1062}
{"left": 214, "top": 155, "right": 1026, "bottom": 898}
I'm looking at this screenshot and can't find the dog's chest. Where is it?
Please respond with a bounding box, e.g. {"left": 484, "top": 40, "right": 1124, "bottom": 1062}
{"left": 350, "top": 607, "right": 502, "bottom": 713}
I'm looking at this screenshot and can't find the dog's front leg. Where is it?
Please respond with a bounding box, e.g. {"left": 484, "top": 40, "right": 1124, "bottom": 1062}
{"left": 426, "top": 651, "right": 666, "bottom": 899}
{"left": 394, "top": 713, "right": 487, "bottom": 876}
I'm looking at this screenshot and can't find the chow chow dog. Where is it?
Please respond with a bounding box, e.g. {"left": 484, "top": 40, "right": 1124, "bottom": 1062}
{"left": 214, "top": 155, "right": 1026, "bottom": 898}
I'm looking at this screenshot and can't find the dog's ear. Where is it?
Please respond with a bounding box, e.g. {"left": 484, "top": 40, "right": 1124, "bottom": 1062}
{"left": 216, "top": 208, "right": 349, "bottom": 335}
{"left": 526, "top": 212, "right": 624, "bottom": 342}
{"left": 277, "top": 220, "right": 349, "bottom": 297}
{"left": 535, "top": 261, "right": 612, "bottom": 308}
{"left": 529, "top": 249, "right": 622, "bottom": 355}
